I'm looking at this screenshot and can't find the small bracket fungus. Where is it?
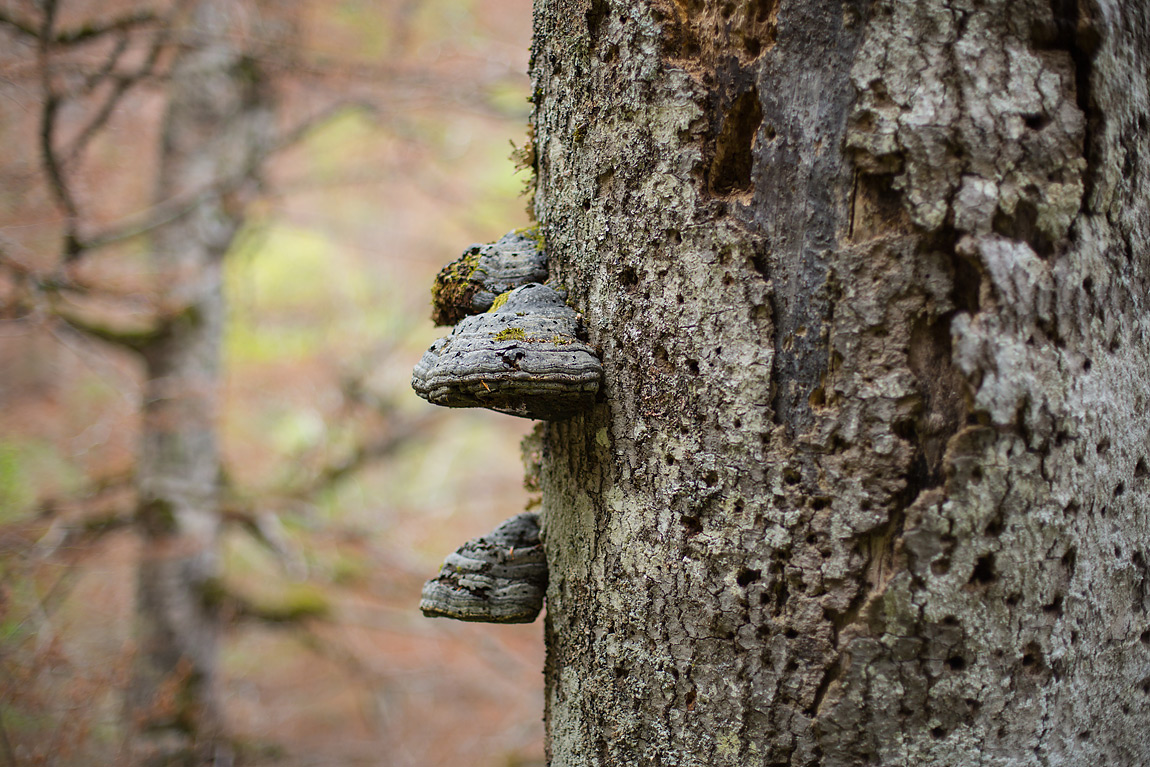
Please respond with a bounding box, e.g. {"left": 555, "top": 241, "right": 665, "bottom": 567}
{"left": 420, "top": 512, "right": 547, "bottom": 623}
{"left": 430, "top": 228, "right": 549, "bottom": 326}
{"left": 412, "top": 283, "right": 602, "bottom": 420}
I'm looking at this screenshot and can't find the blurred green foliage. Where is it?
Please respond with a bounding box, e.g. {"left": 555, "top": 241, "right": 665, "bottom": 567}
{"left": 0, "top": 442, "right": 31, "bottom": 521}
{"left": 0, "top": 439, "right": 81, "bottom": 524}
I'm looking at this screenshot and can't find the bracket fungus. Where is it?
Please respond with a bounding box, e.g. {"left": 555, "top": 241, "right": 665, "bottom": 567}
{"left": 430, "top": 228, "right": 549, "bottom": 326}
{"left": 412, "top": 283, "right": 602, "bottom": 420}
{"left": 420, "top": 512, "right": 547, "bottom": 623}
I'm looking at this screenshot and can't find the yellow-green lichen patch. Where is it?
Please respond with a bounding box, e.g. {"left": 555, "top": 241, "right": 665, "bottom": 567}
{"left": 488, "top": 290, "right": 514, "bottom": 312}
{"left": 493, "top": 327, "right": 526, "bottom": 341}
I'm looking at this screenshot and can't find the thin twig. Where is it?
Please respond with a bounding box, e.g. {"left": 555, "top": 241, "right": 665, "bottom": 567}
{"left": 36, "top": 1, "right": 83, "bottom": 261}
{"left": 80, "top": 181, "right": 234, "bottom": 251}
{"left": 0, "top": 8, "right": 158, "bottom": 45}
{"left": 0, "top": 10, "right": 37, "bottom": 38}
{"left": 53, "top": 10, "right": 159, "bottom": 46}
{"left": 39, "top": 95, "right": 79, "bottom": 252}
{"left": 77, "top": 31, "right": 131, "bottom": 96}
{"left": 53, "top": 308, "right": 164, "bottom": 352}
{"left": 63, "top": 15, "right": 175, "bottom": 166}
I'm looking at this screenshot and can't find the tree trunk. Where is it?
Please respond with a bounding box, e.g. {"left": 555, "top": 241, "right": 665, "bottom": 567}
{"left": 531, "top": 0, "right": 1149, "bottom": 764}
{"left": 128, "top": 2, "right": 275, "bottom": 762}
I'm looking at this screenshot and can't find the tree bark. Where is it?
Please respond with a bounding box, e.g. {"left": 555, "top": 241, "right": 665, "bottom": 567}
{"left": 531, "top": 0, "right": 1150, "bottom": 764}
{"left": 128, "top": 2, "right": 275, "bottom": 762}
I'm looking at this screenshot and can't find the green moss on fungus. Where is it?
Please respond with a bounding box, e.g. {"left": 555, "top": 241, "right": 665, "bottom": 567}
{"left": 429, "top": 230, "right": 548, "bottom": 326}
{"left": 493, "top": 327, "right": 527, "bottom": 341}
{"left": 430, "top": 246, "right": 483, "bottom": 326}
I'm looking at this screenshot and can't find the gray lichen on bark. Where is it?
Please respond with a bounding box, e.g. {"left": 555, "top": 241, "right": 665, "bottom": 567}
{"left": 847, "top": 0, "right": 1088, "bottom": 241}
{"left": 529, "top": 0, "right": 1150, "bottom": 764}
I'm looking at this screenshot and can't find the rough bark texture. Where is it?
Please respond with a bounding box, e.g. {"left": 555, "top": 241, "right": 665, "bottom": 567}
{"left": 128, "top": 2, "right": 275, "bottom": 762}
{"left": 530, "top": 0, "right": 1150, "bottom": 764}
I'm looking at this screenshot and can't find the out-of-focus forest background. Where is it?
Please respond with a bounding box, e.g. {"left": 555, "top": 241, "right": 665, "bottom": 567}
{"left": 0, "top": 0, "right": 542, "bottom": 765}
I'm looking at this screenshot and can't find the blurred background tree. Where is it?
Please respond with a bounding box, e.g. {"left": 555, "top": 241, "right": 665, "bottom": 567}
{"left": 0, "top": 0, "right": 542, "bottom": 764}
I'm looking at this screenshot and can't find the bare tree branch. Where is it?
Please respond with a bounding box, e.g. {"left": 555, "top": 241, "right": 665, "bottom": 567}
{"left": 0, "top": 8, "right": 160, "bottom": 46}
{"left": 54, "top": 311, "right": 162, "bottom": 351}
{"left": 38, "top": 93, "right": 82, "bottom": 259}
{"left": 35, "top": 0, "right": 83, "bottom": 262}
{"left": 21, "top": 2, "right": 186, "bottom": 266}
{"left": 219, "top": 505, "right": 306, "bottom": 576}
{"left": 0, "top": 9, "right": 37, "bottom": 37}
{"left": 77, "top": 31, "right": 132, "bottom": 95}
{"left": 63, "top": 16, "right": 175, "bottom": 168}
{"left": 54, "top": 10, "right": 160, "bottom": 46}
{"left": 52, "top": 299, "right": 198, "bottom": 352}
{"left": 80, "top": 181, "right": 234, "bottom": 252}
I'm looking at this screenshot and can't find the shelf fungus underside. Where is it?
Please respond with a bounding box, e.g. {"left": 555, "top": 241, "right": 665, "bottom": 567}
{"left": 420, "top": 512, "right": 548, "bottom": 624}
{"left": 412, "top": 283, "right": 602, "bottom": 420}
{"left": 430, "top": 229, "right": 549, "bottom": 326}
